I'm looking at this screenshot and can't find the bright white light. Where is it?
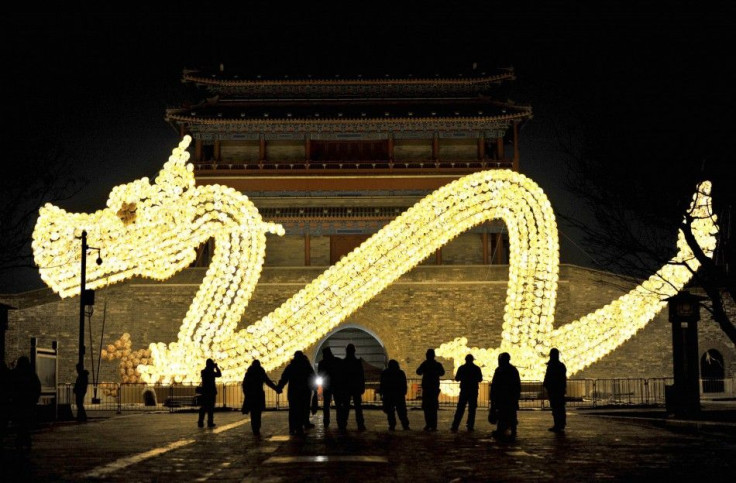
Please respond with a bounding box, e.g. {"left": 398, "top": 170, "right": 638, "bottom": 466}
{"left": 315, "top": 376, "right": 324, "bottom": 387}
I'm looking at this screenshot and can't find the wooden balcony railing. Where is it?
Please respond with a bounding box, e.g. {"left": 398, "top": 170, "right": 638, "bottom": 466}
{"left": 193, "top": 158, "right": 513, "bottom": 173}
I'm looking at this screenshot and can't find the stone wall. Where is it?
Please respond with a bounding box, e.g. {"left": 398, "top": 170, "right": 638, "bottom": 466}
{"left": 2, "top": 265, "right": 734, "bottom": 385}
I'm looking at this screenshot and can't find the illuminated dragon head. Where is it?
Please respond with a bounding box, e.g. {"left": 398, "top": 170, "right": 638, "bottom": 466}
{"left": 33, "top": 136, "right": 207, "bottom": 297}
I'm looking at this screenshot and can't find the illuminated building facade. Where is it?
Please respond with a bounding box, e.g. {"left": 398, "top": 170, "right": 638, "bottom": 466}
{"left": 166, "top": 68, "right": 531, "bottom": 271}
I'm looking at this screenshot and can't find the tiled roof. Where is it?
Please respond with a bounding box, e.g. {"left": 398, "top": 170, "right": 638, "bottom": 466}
{"left": 183, "top": 69, "right": 514, "bottom": 86}
{"left": 167, "top": 98, "right": 531, "bottom": 124}
{"left": 181, "top": 69, "right": 517, "bottom": 98}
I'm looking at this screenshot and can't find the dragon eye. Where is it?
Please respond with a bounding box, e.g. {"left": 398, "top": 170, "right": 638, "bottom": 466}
{"left": 117, "top": 202, "right": 137, "bottom": 225}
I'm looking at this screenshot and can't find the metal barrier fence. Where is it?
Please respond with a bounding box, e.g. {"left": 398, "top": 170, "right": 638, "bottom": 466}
{"left": 58, "top": 376, "right": 736, "bottom": 414}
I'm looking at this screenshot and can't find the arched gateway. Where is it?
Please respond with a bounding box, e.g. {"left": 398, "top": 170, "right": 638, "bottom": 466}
{"left": 313, "top": 325, "right": 387, "bottom": 380}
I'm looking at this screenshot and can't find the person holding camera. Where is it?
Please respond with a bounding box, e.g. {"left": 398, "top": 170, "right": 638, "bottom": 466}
{"left": 198, "top": 358, "right": 221, "bottom": 428}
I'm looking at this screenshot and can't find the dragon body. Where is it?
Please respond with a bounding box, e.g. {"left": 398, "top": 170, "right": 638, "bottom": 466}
{"left": 32, "top": 137, "right": 718, "bottom": 386}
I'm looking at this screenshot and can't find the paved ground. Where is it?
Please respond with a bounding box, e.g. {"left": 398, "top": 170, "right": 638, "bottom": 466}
{"left": 2, "top": 405, "right": 736, "bottom": 482}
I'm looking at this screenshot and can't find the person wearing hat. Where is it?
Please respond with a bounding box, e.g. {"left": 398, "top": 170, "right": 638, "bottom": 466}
{"left": 451, "top": 353, "right": 484, "bottom": 432}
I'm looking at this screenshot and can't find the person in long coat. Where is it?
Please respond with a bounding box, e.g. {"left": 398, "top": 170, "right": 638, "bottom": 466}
{"left": 197, "top": 358, "right": 221, "bottom": 428}
{"left": 416, "top": 348, "right": 445, "bottom": 431}
{"left": 379, "top": 359, "right": 411, "bottom": 430}
{"left": 317, "top": 347, "right": 341, "bottom": 428}
{"left": 73, "top": 363, "right": 89, "bottom": 422}
{"left": 300, "top": 352, "right": 317, "bottom": 430}
{"left": 242, "top": 360, "right": 279, "bottom": 436}
{"left": 277, "top": 351, "right": 316, "bottom": 435}
{"left": 451, "top": 353, "right": 484, "bottom": 431}
{"left": 0, "top": 363, "right": 12, "bottom": 443}
{"left": 11, "top": 356, "right": 41, "bottom": 451}
{"left": 336, "top": 343, "right": 366, "bottom": 431}
{"left": 543, "top": 348, "right": 567, "bottom": 433}
{"left": 490, "top": 352, "right": 521, "bottom": 442}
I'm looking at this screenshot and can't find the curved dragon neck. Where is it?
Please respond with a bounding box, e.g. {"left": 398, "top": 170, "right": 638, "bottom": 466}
{"left": 141, "top": 185, "right": 272, "bottom": 383}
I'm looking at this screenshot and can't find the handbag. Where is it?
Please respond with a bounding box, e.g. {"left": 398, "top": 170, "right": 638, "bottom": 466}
{"left": 241, "top": 398, "right": 250, "bottom": 414}
{"left": 488, "top": 402, "right": 498, "bottom": 424}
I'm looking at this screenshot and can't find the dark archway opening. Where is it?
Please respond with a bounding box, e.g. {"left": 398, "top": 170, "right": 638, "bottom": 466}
{"left": 700, "top": 349, "right": 725, "bottom": 393}
{"left": 314, "top": 326, "right": 387, "bottom": 381}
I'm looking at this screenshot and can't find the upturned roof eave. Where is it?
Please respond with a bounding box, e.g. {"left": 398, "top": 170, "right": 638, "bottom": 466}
{"left": 164, "top": 110, "right": 532, "bottom": 126}
{"left": 167, "top": 113, "right": 532, "bottom": 126}
{"left": 181, "top": 69, "right": 516, "bottom": 88}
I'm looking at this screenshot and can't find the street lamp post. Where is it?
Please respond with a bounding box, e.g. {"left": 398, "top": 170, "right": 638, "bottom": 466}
{"left": 78, "top": 230, "right": 101, "bottom": 372}
{"left": 78, "top": 231, "right": 88, "bottom": 370}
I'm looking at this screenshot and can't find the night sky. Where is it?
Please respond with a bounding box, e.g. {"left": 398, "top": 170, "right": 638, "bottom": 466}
{"left": 2, "top": 2, "right": 734, "bottom": 293}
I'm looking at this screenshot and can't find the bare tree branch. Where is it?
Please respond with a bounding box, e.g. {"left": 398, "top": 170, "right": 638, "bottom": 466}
{"left": 553, "top": 103, "right": 736, "bottom": 345}
{"left": 0, "top": 141, "right": 87, "bottom": 276}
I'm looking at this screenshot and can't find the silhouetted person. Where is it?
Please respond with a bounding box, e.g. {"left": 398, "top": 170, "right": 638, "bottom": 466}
{"left": 277, "top": 351, "right": 315, "bottom": 435}
{"left": 10, "top": 356, "right": 41, "bottom": 451}
{"left": 317, "top": 347, "right": 340, "bottom": 428}
{"left": 543, "top": 348, "right": 567, "bottom": 433}
{"left": 336, "top": 343, "right": 366, "bottom": 431}
{"left": 379, "top": 359, "right": 410, "bottom": 431}
{"left": 242, "top": 360, "right": 279, "bottom": 436}
{"left": 73, "top": 363, "right": 89, "bottom": 422}
{"left": 300, "top": 352, "right": 317, "bottom": 430}
{"left": 197, "top": 358, "right": 221, "bottom": 428}
{"left": 451, "top": 354, "right": 483, "bottom": 432}
{"left": 416, "top": 348, "right": 445, "bottom": 431}
{"left": 0, "top": 362, "right": 11, "bottom": 445}
{"left": 490, "top": 352, "right": 521, "bottom": 442}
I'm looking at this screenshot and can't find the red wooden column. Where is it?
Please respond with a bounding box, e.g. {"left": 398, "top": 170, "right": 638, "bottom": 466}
{"left": 494, "top": 233, "right": 505, "bottom": 264}
{"left": 478, "top": 135, "right": 485, "bottom": 161}
{"left": 482, "top": 232, "right": 489, "bottom": 264}
{"left": 432, "top": 133, "right": 439, "bottom": 162}
{"left": 214, "top": 140, "right": 221, "bottom": 163}
{"left": 195, "top": 139, "right": 203, "bottom": 162}
{"left": 305, "top": 138, "right": 312, "bottom": 163}
{"left": 435, "top": 248, "right": 442, "bottom": 265}
{"left": 388, "top": 135, "right": 394, "bottom": 163}
{"left": 304, "top": 234, "right": 311, "bottom": 266}
{"left": 259, "top": 136, "right": 266, "bottom": 163}
{"left": 512, "top": 121, "right": 520, "bottom": 171}
{"left": 496, "top": 137, "right": 504, "bottom": 161}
